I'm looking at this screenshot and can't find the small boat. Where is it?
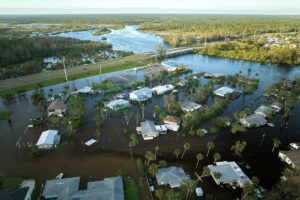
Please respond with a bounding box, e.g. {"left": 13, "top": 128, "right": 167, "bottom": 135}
{"left": 55, "top": 173, "right": 64, "bottom": 180}
{"left": 267, "top": 122, "right": 275, "bottom": 127}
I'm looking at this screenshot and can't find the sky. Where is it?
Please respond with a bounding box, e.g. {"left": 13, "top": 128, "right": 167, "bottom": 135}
{"left": 0, "top": 0, "right": 300, "bottom": 15}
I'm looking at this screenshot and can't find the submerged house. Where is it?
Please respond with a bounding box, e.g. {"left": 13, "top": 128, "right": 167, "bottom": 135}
{"left": 136, "top": 120, "right": 159, "bottom": 140}
{"left": 239, "top": 114, "right": 267, "bottom": 128}
{"left": 43, "top": 176, "right": 124, "bottom": 200}
{"left": 47, "top": 101, "right": 66, "bottom": 117}
{"left": 180, "top": 101, "right": 202, "bottom": 112}
{"left": 255, "top": 105, "right": 273, "bottom": 118}
{"left": 161, "top": 61, "right": 180, "bottom": 72}
{"left": 278, "top": 149, "right": 300, "bottom": 168}
{"left": 156, "top": 166, "right": 191, "bottom": 188}
{"left": 105, "top": 99, "right": 130, "bottom": 111}
{"left": 129, "top": 87, "right": 152, "bottom": 102}
{"left": 213, "top": 87, "right": 241, "bottom": 98}
{"left": 151, "top": 84, "right": 174, "bottom": 95}
{"left": 164, "top": 115, "right": 181, "bottom": 131}
{"left": 208, "top": 161, "right": 252, "bottom": 188}
{"left": 270, "top": 102, "right": 283, "bottom": 113}
{"left": 36, "top": 130, "right": 60, "bottom": 149}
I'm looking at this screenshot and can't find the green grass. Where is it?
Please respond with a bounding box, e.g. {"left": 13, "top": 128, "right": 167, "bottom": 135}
{"left": 0, "top": 110, "right": 13, "bottom": 120}
{"left": 0, "top": 177, "right": 23, "bottom": 189}
{"left": 125, "top": 178, "right": 139, "bottom": 200}
{"left": 0, "top": 60, "right": 147, "bottom": 97}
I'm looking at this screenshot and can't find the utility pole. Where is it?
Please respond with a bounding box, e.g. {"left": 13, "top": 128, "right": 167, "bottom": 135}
{"left": 62, "top": 57, "right": 68, "bottom": 83}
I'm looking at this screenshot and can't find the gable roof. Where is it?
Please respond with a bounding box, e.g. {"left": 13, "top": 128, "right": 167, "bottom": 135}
{"left": 180, "top": 101, "right": 201, "bottom": 111}
{"left": 156, "top": 166, "right": 190, "bottom": 188}
{"left": 36, "top": 130, "right": 58, "bottom": 146}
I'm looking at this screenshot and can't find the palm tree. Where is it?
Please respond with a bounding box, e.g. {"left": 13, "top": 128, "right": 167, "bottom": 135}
{"left": 129, "top": 133, "right": 138, "bottom": 162}
{"left": 201, "top": 166, "right": 210, "bottom": 178}
{"left": 165, "top": 189, "right": 175, "bottom": 200}
{"left": 155, "top": 189, "right": 165, "bottom": 200}
{"left": 181, "top": 142, "right": 191, "bottom": 159}
{"left": 196, "top": 153, "right": 204, "bottom": 169}
{"left": 141, "top": 103, "right": 145, "bottom": 119}
{"left": 231, "top": 140, "right": 247, "bottom": 156}
{"left": 206, "top": 141, "right": 215, "bottom": 157}
{"left": 272, "top": 138, "right": 281, "bottom": 152}
{"left": 159, "top": 160, "right": 167, "bottom": 168}
{"left": 173, "top": 148, "right": 181, "bottom": 159}
{"left": 135, "top": 113, "right": 140, "bottom": 126}
{"left": 149, "top": 163, "right": 158, "bottom": 177}
{"left": 213, "top": 152, "right": 221, "bottom": 163}
{"left": 154, "top": 145, "right": 159, "bottom": 160}
{"left": 180, "top": 180, "right": 197, "bottom": 200}
{"left": 145, "top": 150, "right": 155, "bottom": 166}
{"left": 153, "top": 105, "right": 160, "bottom": 118}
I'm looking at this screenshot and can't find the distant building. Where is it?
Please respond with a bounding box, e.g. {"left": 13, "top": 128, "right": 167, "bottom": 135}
{"left": 180, "top": 101, "right": 202, "bottom": 112}
{"left": 105, "top": 99, "right": 130, "bottom": 111}
{"left": 161, "top": 61, "right": 180, "bottom": 72}
{"left": 255, "top": 105, "right": 273, "bottom": 118}
{"left": 204, "top": 72, "right": 225, "bottom": 79}
{"left": 213, "top": 86, "right": 240, "bottom": 98}
{"left": 279, "top": 149, "right": 300, "bottom": 168}
{"left": 270, "top": 102, "right": 283, "bottom": 113}
{"left": 164, "top": 115, "right": 181, "bottom": 131}
{"left": 239, "top": 114, "right": 267, "bottom": 128}
{"left": 156, "top": 166, "right": 191, "bottom": 188}
{"left": 36, "top": 130, "right": 60, "bottom": 149}
{"left": 136, "top": 120, "right": 159, "bottom": 140}
{"left": 208, "top": 161, "right": 252, "bottom": 188}
{"left": 129, "top": 87, "right": 152, "bottom": 102}
{"left": 151, "top": 84, "right": 174, "bottom": 95}
{"left": 47, "top": 101, "right": 67, "bottom": 117}
{"left": 43, "top": 176, "right": 124, "bottom": 200}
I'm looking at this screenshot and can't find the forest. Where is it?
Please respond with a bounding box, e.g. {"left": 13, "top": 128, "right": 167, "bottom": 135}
{"left": 0, "top": 37, "right": 114, "bottom": 79}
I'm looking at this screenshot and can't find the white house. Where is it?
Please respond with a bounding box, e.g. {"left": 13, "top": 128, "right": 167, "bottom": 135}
{"left": 164, "top": 115, "right": 181, "bottom": 131}
{"left": 156, "top": 166, "right": 191, "bottom": 188}
{"left": 36, "top": 130, "right": 60, "bottom": 149}
{"left": 161, "top": 61, "right": 180, "bottom": 72}
{"left": 151, "top": 84, "right": 174, "bottom": 95}
{"left": 136, "top": 120, "right": 159, "bottom": 140}
{"left": 47, "top": 101, "right": 66, "bottom": 117}
{"left": 71, "top": 86, "right": 94, "bottom": 95}
{"left": 129, "top": 87, "right": 152, "bottom": 102}
{"left": 213, "top": 86, "right": 240, "bottom": 98}
{"left": 255, "top": 105, "right": 273, "bottom": 118}
{"left": 105, "top": 99, "right": 130, "bottom": 111}
{"left": 239, "top": 114, "right": 267, "bottom": 128}
{"left": 208, "top": 161, "right": 252, "bottom": 188}
{"left": 270, "top": 102, "right": 283, "bottom": 112}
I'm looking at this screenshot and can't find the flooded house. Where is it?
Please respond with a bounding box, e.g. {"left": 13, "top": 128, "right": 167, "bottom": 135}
{"left": 151, "top": 84, "right": 174, "bottom": 95}
{"left": 36, "top": 130, "right": 60, "bottom": 149}
{"left": 161, "top": 61, "right": 180, "bottom": 72}
{"left": 136, "top": 120, "right": 159, "bottom": 140}
{"left": 164, "top": 115, "right": 181, "bottom": 131}
{"left": 180, "top": 100, "right": 202, "bottom": 112}
{"left": 278, "top": 149, "right": 300, "bottom": 168}
{"left": 71, "top": 86, "right": 94, "bottom": 95}
{"left": 105, "top": 99, "right": 130, "bottom": 111}
{"left": 42, "top": 176, "right": 124, "bottom": 200}
{"left": 129, "top": 87, "right": 152, "bottom": 102}
{"left": 47, "top": 101, "right": 67, "bottom": 117}
{"left": 155, "top": 166, "right": 191, "bottom": 188}
{"left": 213, "top": 86, "right": 241, "bottom": 98}
{"left": 0, "top": 180, "right": 35, "bottom": 200}
{"left": 239, "top": 114, "right": 267, "bottom": 127}
{"left": 208, "top": 161, "right": 252, "bottom": 188}
{"left": 270, "top": 102, "right": 284, "bottom": 112}
{"left": 255, "top": 105, "right": 273, "bottom": 118}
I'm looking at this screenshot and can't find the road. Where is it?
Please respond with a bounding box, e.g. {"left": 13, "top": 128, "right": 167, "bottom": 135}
{"left": 0, "top": 46, "right": 201, "bottom": 93}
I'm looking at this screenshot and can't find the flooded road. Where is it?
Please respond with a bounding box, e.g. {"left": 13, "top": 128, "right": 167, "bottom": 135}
{"left": 1, "top": 53, "right": 300, "bottom": 199}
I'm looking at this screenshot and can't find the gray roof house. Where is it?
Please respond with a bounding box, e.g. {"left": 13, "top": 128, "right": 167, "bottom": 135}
{"left": 180, "top": 101, "right": 202, "bottom": 112}
{"left": 254, "top": 105, "right": 273, "bottom": 118}
{"left": 208, "top": 161, "right": 252, "bottom": 188}
{"left": 136, "top": 120, "right": 159, "bottom": 140}
{"left": 239, "top": 114, "right": 267, "bottom": 128}
{"left": 270, "top": 102, "right": 283, "bottom": 112}
{"left": 47, "top": 101, "right": 67, "bottom": 117}
{"left": 43, "top": 177, "right": 80, "bottom": 200}
{"left": 129, "top": 87, "right": 152, "bottom": 102}
{"left": 156, "top": 166, "right": 191, "bottom": 188}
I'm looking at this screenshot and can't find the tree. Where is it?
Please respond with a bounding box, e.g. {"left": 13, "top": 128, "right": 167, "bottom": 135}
{"left": 181, "top": 143, "right": 191, "bottom": 159}
{"left": 123, "top": 109, "right": 131, "bottom": 125}
{"left": 129, "top": 133, "right": 138, "bottom": 161}
{"left": 196, "top": 153, "right": 204, "bottom": 169}
{"left": 206, "top": 141, "right": 215, "bottom": 157}
{"left": 156, "top": 43, "right": 166, "bottom": 60}
{"left": 145, "top": 150, "right": 155, "bottom": 166}
{"left": 231, "top": 122, "right": 247, "bottom": 134}
{"left": 272, "top": 138, "right": 281, "bottom": 152}
{"left": 231, "top": 140, "right": 247, "bottom": 156}
{"left": 180, "top": 180, "right": 197, "bottom": 200}
{"left": 66, "top": 95, "right": 86, "bottom": 134}
{"left": 159, "top": 160, "right": 167, "bottom": 168}
{"left": 154, "top": 145, "right": 159, "bottom": 160}
{"left": 149, "top": 163, "right": 158, "bottom": 177}
{"left": 141, "top": 103, "right": 145, "bottom": 119}
{"left": 153, "top": 105, "right": 160, "bottom": 118}
{"left": 213, "top": 152, "right": 221, "bottom": 163}
{"left": 173, "top": 148, "right": 181, "bottom": 159}
{"left": 201, "top": 166, "right": 210, "bottom": 178}
{"left": 155, "top": 189, "right": 165, "bottom": 200}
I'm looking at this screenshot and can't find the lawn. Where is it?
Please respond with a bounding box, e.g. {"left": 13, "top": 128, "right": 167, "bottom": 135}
{"left": 0, "top": 177, "right": 23, "bottom": 189}
{"left": 0, "top": 110, "right": 13, "bottom": 120}
{"left": 125, "top": 178, "right": 139, "bottom": 200}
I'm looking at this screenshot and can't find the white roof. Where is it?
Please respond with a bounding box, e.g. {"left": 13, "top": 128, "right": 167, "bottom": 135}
{"left": 156, "top": 166, "right": 191, "bottom": 188}
{"left": 85, "top": 139, "right": 97, "bottom": 146}
{"left": 195, "top": 187, "right": 203, "bottom": 197}
{"left": 106, "top": 99, "right": 129, "bottom": 110}
{"left": 131, "top": 87, "right": 152, "bottom": 96}
{"left": 214, "top": 87, "right": 235, "bottom": 97}
{"left": 36, "top": 130, "right": 58, "bottom": 146}
{"left": 151, "top": 85, "right": 174, "bottom": 94}
{"left": 72, "top": 86, "right": 93, "bottom": 94}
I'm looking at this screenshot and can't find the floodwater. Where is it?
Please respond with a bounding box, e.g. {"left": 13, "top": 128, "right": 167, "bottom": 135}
{"left": 55, "top": 25, "right": 169, "bottom": 54}
{"left": 1, "top": 54, "right": 300, "bottom": 199}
